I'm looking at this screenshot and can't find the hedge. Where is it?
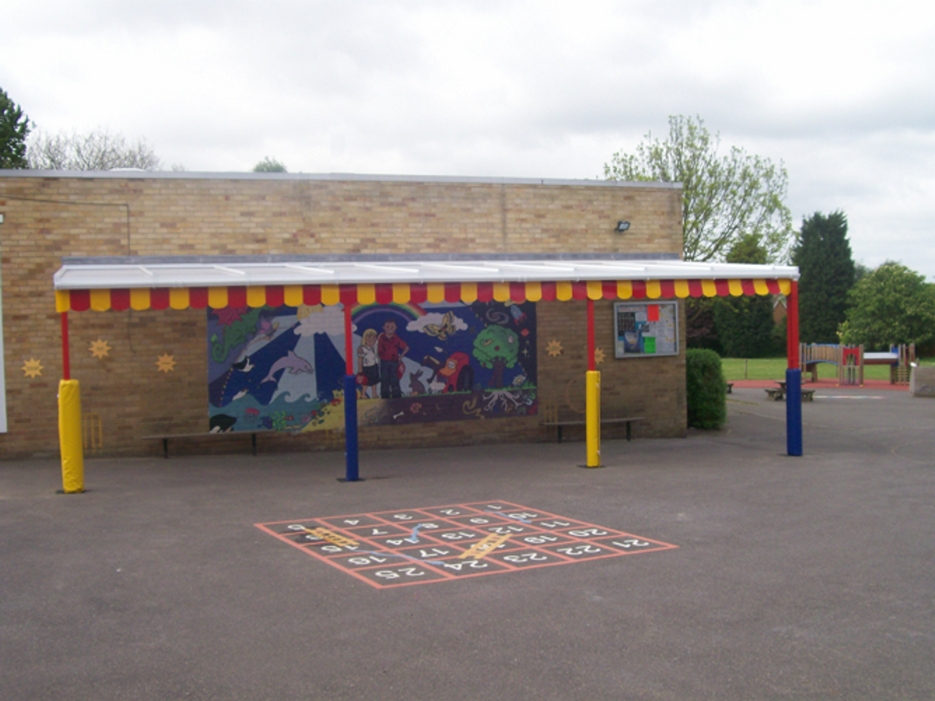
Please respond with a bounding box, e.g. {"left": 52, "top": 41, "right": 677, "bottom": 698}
{"left": 686, "top": 349, "right": 727, "bottom": 430}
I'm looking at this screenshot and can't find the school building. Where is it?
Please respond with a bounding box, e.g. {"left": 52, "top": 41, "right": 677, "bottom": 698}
{"left": 0, "top": 171, "right": 799, "bottom": 461}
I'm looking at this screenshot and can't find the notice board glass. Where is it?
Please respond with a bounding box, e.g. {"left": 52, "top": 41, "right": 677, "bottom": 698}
{"left": 614, "top": 302, "right": 679, "bottom": 358}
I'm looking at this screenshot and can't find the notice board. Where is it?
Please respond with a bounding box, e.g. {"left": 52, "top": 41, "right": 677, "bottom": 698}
{"left": 613, "top": 302, "right": 679, "bottom": 358}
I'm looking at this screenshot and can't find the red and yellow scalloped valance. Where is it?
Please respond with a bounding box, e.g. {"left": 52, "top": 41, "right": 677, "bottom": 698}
{"left": 55, "top": 278, "right": 793, "bottom": 312}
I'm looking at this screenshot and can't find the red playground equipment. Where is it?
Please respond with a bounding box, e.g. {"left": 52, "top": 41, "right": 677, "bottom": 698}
{"left": 799, "top": 343, "right": 915, "bottom": 385}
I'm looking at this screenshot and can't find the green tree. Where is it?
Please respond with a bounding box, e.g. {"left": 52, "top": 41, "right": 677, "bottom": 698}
{"left": 28, "top": 129, "right": 161, "bottom": 170}
{"left": 253, "top": 157, "right": 287, "bottom": 173}
{"left": 712, "top": 234, "right": 779, "bottom": 357}
{"left": 838, "top": 262, "right": 935, "bottom": 350}
{"left": 604, "top": 115, "right": 792, "bottom": 263}
{"left": 0, "top": 87, "right": 30, "bottom": 169}
{"left": 791, "top": 211, "right": 855, "bottom": 343}
{"left": 472, "top": 325, "right": 520, "bottom": 388}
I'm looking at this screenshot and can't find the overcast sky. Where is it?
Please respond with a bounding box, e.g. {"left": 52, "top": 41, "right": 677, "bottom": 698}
{"left": 3, "top": 1, "right": 934, "bottom": 277}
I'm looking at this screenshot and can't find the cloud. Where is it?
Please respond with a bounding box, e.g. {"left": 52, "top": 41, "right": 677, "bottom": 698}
{"left": 294, "top": 305, "right": 346, "bottom": 337}
{"left": 2, "top": 0, "right": 933, "bottom": 277}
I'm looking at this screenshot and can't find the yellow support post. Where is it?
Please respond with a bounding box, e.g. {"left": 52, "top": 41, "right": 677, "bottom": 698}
{"left": 585, "top": 370, "right": 601, "bottom": 468}
{"left": 58, "top": 379, "right": 85, "bottom": 494}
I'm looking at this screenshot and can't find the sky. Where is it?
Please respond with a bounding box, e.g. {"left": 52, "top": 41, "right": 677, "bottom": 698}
{"left": 2, "top": 0, "right": 934, "bottom": 278}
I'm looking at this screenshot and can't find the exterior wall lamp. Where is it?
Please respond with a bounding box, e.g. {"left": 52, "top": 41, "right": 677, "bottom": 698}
{"left": 615, "top": 220, "right": 630, "bottom": 233}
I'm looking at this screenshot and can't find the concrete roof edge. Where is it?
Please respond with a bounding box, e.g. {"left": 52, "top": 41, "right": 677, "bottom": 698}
{"left": 61, "top": 252, "right": 683, "bottom": 266}
{"left": 0, "top": 170, "right": 682, "bottom": 189}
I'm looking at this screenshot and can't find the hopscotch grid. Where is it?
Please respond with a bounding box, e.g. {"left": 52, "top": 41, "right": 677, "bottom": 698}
{"left": 256, "top": 501, "right": 677, "bottom": 589}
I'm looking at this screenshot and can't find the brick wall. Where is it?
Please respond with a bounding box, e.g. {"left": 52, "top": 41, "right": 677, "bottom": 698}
{"left": 0, "top": 173, "right": 683, "bottom": 458}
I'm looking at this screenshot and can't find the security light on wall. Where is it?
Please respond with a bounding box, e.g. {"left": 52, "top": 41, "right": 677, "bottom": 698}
{"left": 0, "top": 213, "right": 5, "bottom": 224}
{"left": 615, "top": 220, "right": 630, "bottom": 233}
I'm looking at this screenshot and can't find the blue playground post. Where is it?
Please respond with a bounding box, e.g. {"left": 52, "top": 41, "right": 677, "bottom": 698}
{"left": 341, "top": 302, "right": 360, "bottom": 482}
{"left": 343, "top": 374, "right": 359, "bottom": 481}
{"left": 785, "top": 368, "right": 803, "bottom": 456}
{"left": 785, "top": 280, "right": 803, "bottom": 457}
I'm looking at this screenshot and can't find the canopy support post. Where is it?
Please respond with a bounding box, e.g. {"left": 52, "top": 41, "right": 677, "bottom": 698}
{"left": 341, "top": 302, "right": 360, "bottom": 481}
{"left": 585, "top": 297, "right": 601, "bottom": 467}
{"left": 786, "top": 281, "right": 803, "bottom": 456}
{"left": 58, "top": 311, "right": 84, "bottom": 493}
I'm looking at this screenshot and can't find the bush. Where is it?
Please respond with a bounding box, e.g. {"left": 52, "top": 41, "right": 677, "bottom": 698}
{"left": 686, "top": 349, "right": 727, "bottom": 430}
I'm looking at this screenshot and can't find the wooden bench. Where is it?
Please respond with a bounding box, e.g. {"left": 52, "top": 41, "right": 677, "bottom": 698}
{"left": 142, "top": 431, "right": 263, "bottom": 459}
{"left": 765, "top": 387, "right": 784, "bottom": 401}
{"left": 541, "top": 417, "right": 644, "bottom": 443}
{"left": 764, "top": 388, "right": 815, "bottom": 402}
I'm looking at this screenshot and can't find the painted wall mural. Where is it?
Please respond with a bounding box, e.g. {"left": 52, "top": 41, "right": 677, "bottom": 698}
{"left": 208, "top": 301, "right": 538, "bottom": 434}
{"left": 0, "top": 255, "right": 6, "bottom": 433}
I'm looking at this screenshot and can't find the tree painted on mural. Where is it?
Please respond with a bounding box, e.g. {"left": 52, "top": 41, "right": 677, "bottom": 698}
{"left": 472, "top": 325, "right": 520, "bottom": 388}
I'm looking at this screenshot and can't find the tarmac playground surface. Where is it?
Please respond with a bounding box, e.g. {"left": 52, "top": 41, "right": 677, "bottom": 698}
{"left": 2, "top": 386, "right": 934, "bottom": 700}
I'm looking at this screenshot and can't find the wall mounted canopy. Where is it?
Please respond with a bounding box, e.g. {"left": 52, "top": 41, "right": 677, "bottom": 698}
{"left": 53, "top": 255, "right": 798, "bottom": 312}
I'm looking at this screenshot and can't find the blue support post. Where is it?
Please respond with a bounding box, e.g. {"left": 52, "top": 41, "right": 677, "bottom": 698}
{"left": 785, "top": 279, "right": 803, "bottom": 457}
{"left": 785, "top": 368, "right": 803, "bottom": 456}
{"left": 340, "top": 301, "right": 361, "bottom": 482}
{"left": 343, "top": 374, "right": 359, "bottom": 481}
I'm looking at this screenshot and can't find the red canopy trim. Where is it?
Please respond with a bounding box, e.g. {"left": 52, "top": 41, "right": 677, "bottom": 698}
{"left": 55, "top": 278, "right": 792, "bottom": 312}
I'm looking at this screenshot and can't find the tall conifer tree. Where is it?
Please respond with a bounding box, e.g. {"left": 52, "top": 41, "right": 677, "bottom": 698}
{"left": 0, "top": 87, "right": 31, "bottom": 169}
{"left": 792, "top": 211, "right": 855, "bottom": 343}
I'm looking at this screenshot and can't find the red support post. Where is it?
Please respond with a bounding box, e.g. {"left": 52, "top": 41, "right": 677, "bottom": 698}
{"left": 786, "top": 281, "right": 800, "bottom": 369}
{"left": 61, "top": 312, "right": 71, "bottom": 381}
{"left": 785, "top": 281, "right": 803, "bottom": 456}
{"left": 344, "top": 303, "right": 354, "bottom": 375}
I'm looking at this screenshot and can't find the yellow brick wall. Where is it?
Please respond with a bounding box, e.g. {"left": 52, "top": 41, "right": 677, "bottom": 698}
{"left": 0, "top": 174, "right": 683, "bottom": 458}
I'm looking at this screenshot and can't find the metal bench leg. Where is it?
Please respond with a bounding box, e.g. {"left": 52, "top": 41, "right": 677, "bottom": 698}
{"left": 163, "top": 438, "right": 169, "bottom": 459}
{"left": 626, "top": 421, "right": 632, "bottom": 441}
{"left": 251, "top": 433, "right": 257, "bottom": 455}
{"left": 557, "top": 426, "right": 563, "bottom": 444}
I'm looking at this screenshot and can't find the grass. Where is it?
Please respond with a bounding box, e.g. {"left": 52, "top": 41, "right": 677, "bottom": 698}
{"left": 720, "top": 356, "right": 933, "bottom": 382}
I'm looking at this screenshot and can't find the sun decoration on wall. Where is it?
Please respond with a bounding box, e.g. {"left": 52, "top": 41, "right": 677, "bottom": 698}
{"left": 156, "top": 353, "right": 177, "bottom": 373}
{"left": 594, "top": 348, "right": 606, "bottom": 365}
{"left": 22, "top": 358, "right": 44, "bottom": 378}
{"left": 546, "top": 340, "right": 563, "bottom": 357}
{"left": 89, "top": 339, "right": 111, "bottom": 359}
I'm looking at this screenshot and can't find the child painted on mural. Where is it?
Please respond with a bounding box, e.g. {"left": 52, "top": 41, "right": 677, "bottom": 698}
{"left": 377, "top": 320, "right": 408, "bottom": 399}
{"left": 356, "top": 328, "right": 381, "bottom": 398}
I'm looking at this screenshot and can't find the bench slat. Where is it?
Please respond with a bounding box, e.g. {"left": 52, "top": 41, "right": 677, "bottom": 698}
{"left": 141, "top": 431, "right": 262, "bottom": 458}
{"left": 540, "top": 417, "right": 644, "bottom": 443}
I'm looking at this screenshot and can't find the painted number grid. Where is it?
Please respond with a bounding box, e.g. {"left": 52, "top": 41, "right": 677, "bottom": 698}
{"left": 256, "top": 501, "right": 677, "bottom": 589}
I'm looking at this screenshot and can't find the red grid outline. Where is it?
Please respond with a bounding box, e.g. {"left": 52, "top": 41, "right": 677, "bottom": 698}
{"left": 255, "top": 501, "right": 678, "bottom": 589}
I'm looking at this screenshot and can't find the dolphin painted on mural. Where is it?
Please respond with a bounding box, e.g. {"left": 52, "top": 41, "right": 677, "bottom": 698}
{"left": 262, "top": 350, "right": 314, "bottom": 384}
